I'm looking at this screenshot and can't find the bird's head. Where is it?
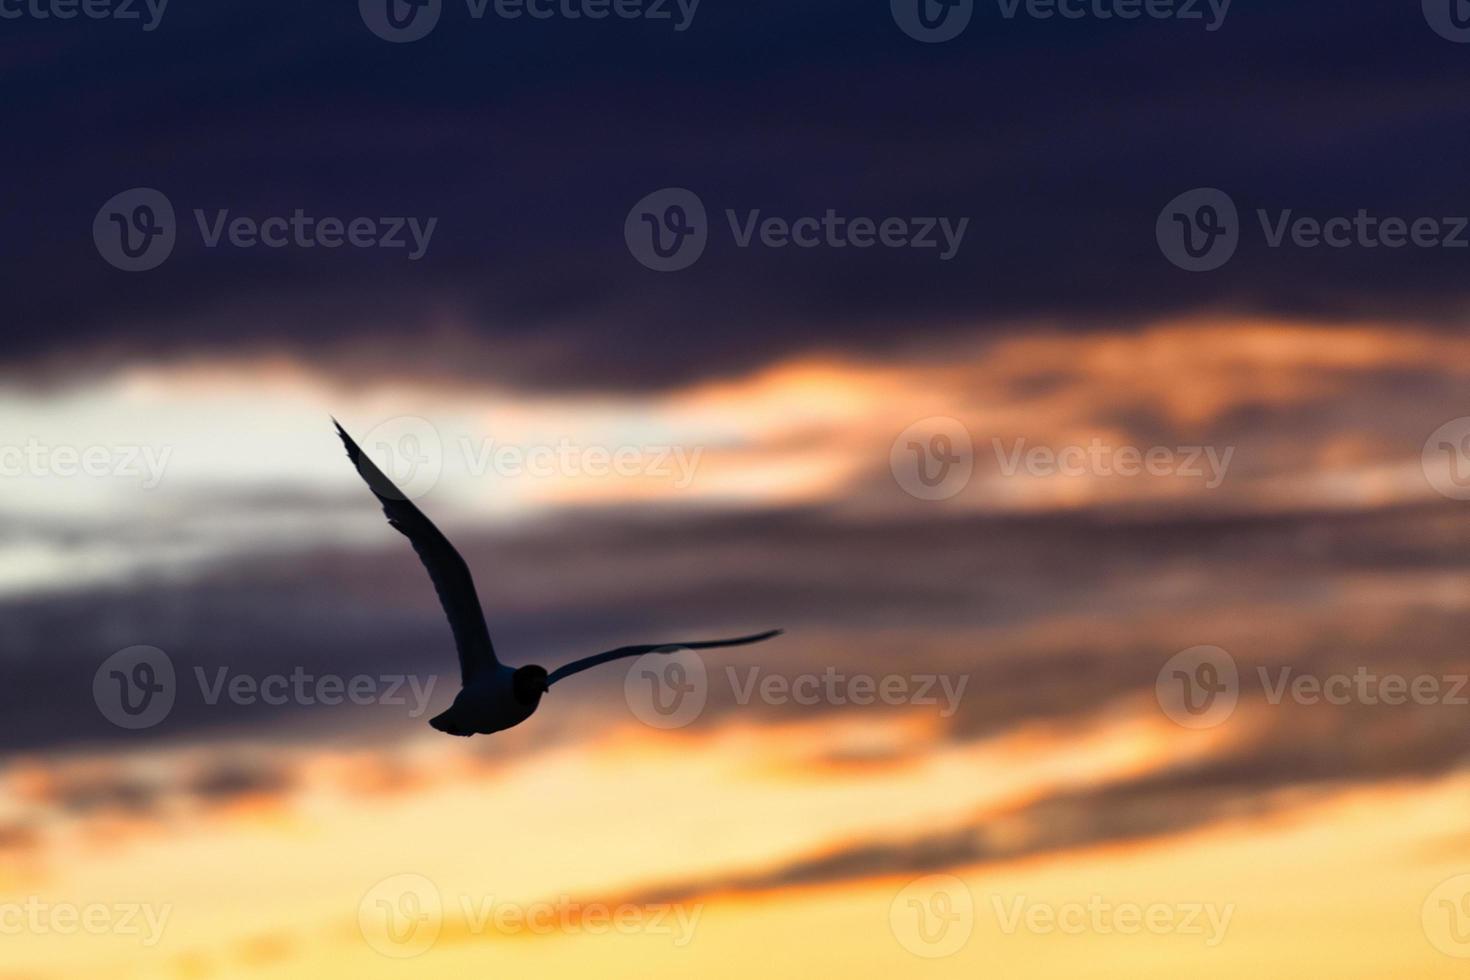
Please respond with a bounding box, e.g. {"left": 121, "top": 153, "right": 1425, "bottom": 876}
{"left": 512, "top": 665, "right": 550, "bottom": 706}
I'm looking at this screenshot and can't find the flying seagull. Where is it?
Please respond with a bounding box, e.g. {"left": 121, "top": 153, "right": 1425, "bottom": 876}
{"left": 333, "top": 420, "right": 782, "bottom": 737}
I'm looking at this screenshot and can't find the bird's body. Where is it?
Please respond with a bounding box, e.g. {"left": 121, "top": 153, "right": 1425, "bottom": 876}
{"left": 332, "top": 419, "right": 781, "bottom": 738}
{"left": 429, "top": 663, "right": 542, "bottom": 736}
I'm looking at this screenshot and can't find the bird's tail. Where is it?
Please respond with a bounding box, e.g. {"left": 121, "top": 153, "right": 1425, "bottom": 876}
{"left": 429, "top": 709, "right": 472, "bottom": 737}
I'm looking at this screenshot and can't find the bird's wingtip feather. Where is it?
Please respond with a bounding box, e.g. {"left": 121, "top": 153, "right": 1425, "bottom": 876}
{"left": 331, "top": 418, "right": 358, "bottom": 460}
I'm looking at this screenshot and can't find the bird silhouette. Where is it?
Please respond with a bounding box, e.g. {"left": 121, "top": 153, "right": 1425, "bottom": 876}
{"left": 333, "top": 420, "right": 782, "bottom": 737}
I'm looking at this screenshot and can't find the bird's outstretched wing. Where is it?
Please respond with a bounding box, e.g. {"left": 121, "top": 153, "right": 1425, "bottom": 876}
{"left": 333, "top": 419, "right": 497, "bottom": 685}
{"left": 546, "top": 630, "right": 783, "bottom": 686}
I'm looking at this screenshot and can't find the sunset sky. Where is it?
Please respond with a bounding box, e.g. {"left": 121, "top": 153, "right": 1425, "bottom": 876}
{"left": 5, "top": 2, "right": 1470, "bottom": 977}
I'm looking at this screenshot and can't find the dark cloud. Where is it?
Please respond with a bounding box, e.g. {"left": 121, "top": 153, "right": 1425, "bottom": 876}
{"left": 604, "top": 773, "right": 1274, "bottom": 904}
{"left": 4, "top": 2, "right": 1470, "bottom": 391}
{"left": 612, "top": 712, "right": 1470, "bottom": 906}
{"left": 5, "top": 753, "right": 295, "bottom": 820}
{"left": 7, "top": 489, "right": 1470, "bottom": 756}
